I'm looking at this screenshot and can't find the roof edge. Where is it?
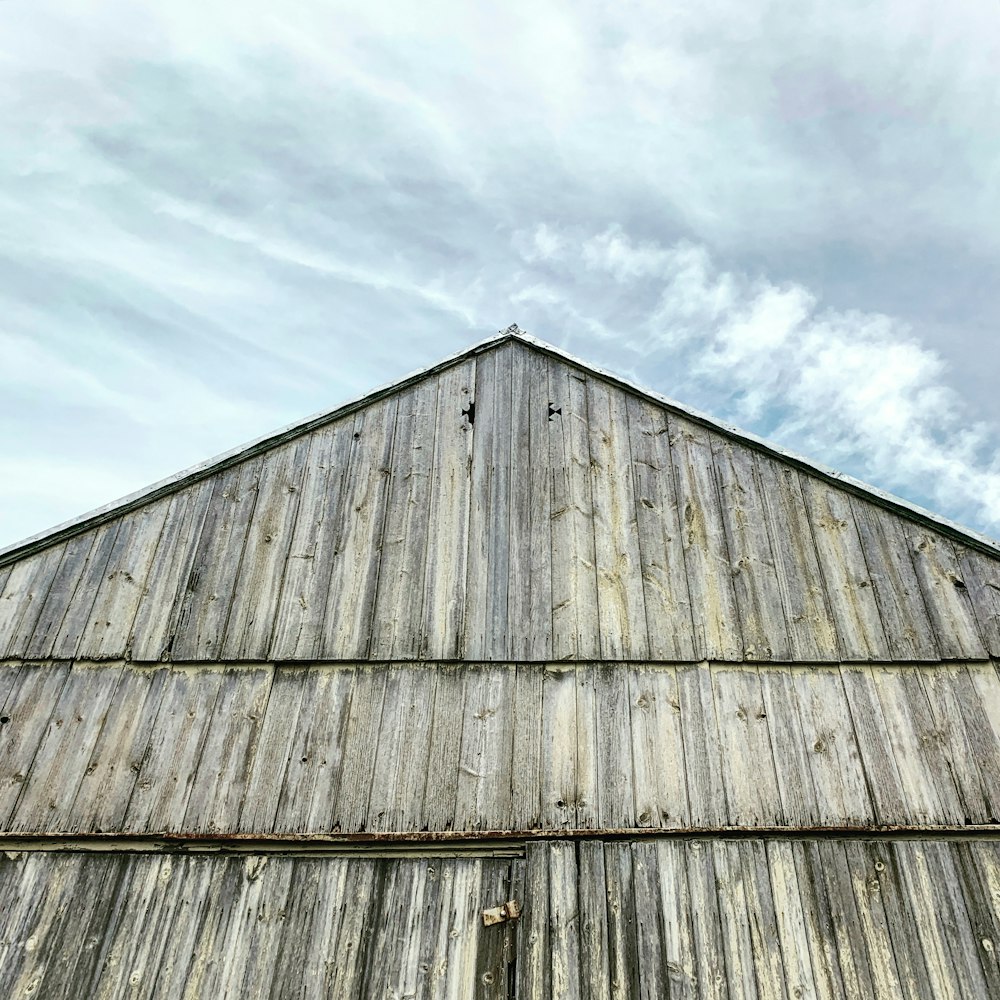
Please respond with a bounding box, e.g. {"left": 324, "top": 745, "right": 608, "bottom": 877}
{"left": 3, "top": 323, "right": 999, "bottom": 565}
{"left": 0, "top": 327, "right": 517, "bottom": 566}
{"left": 509, "top": 328, "right": 1000, "bottom": 558}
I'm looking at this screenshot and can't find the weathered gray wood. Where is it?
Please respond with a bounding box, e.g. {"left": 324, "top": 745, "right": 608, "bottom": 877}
{"left": 80, "top": 499, "right": 171, "bottom": 659}
{"left": 903, "top": 528, "right": 987, "bottom": 659}
{"left": 677, "top": 663, "right": 729, "bottom": 827}
{"left": 23, "top": 533, "right": 99, "bottom": 659}
{"left": 838, "top": 664, "right": 910, "bottom": 827}
{"left": 667, "top": 415, "right": 743, "bottom": 661}
{"left": 548, "top": 841, "right": 582, "bottom": 999}
{"left": 509, "top": 663, "right": 544, "bottom": 831}
{"left": 128, "top": 479, "right": 214, "bottom": 662}
{"left": 540, "top": 664, "right": 578, "bottom": 829}
{"left": 794, "top": 665, "right": 873, "bottom": 827}
{"left": 320, "top": 397, "right": 398, "bottom": 659}
{"left": 685, "top": 840, "right": 729, "bottom": 1000}
{"left": 367, "top": 666, "right": 439, "bottom": 832}
{"left": 519, "top": 843, "right": 552, "bottom": 999}
{"left": 65, "top": 665, "right": 168, "bottom": 835}
{"left": 629, "top": 665, "right": 685, "bottom": 829}
{"left": 268, "top": 420, "right": 355, "bottom": 659}
{"left": 839, "top": 840, "right": 903, "bottom": 1000}
{"left": 369, "top": 378, "right": 438, "bottom": 659}
{"left": 123, "top": 665, "right": 226, "bottom": 833}
{"left": 655, "top": 840, "right": 698, "bottom": 999}
{"left": 454, "top": 664, "right": 515, "bottom": 832}
{"left": 574, "top": 840, "right": 609, "bottom": 998}
{"left": 587, "top": 379, "right": 649, "bottom": 660}
{"left": 4, "top": 542, "right": 67, "bottom": 659}
{"left": 274, "top": 665, "right": 355, "bottom": 834}
{"left": 464, "top": 345, "right": 513, "bottom": 661}
{"left": 220, "top": 438, "right": 309, "bottom": 660}
{"left": 604, "top": 842, "right": 640, "bottom": 1000}
{"left": 712, "top": 665, "right": 782, "bottom": 826}
{"left": 713, "top": 841, "right": 760, "bottom": 1000}
{"left": 170, "top": 460, "right": 263, "bottom": 661}
{"left": 420, "top": 663, "right": 465, "bottom": 833}
{"left": 596, "top": 663, "right": 636, "bottom": 828}
{"left": 627, "top": 396, "right": 696, "bottom": 661}
{"left": 331, "top": 666, "right": 387, "bottom": 833}
{"left": 957, "top": 545, "right": 1000, "bottom": 657}
{"left": 6, "top": 542, "right": 74, "bottom": 658}
{"left": 181, "top": 665, "right": 274, "bottom": 834}
{"left": 49, "top": 520, "right": 122, "bottom": 659}
{"left": 421, "top": 358, "right": 475, "bottom": 659}
{"left": 507, "top": 343, "right": 553, "bottom": 660}
{"left": 0, "top": 664, "right": 70, "bottom": 826}
{"left": 547, "top": 358, "right": 600, "bottom": 660}
{"left": 9, "top": 664, "right": 119, "bottom": 834}
{"left": 575, "top": 663, "right": 599, "bottom": 830}
{"left": 758, "top": 456, "right": 839, "bottom": 661}
{"left": 760, "top": 667, "right": 821, "bottom": 826}
{"left": 799, "top": 472, "right": 889, "bottom": 660}
{"left": 765, "top": 840, "right": 818, "bottom": 1000}
{"left": 713, "top": 437, "right": 790, "bottom": 660}
{"left": 851, "top": 497, "right": 940, "bottom": 660}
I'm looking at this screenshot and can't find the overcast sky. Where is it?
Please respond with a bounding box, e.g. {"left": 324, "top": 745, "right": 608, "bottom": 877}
{"left": 2, "top": 0, "right": 999, "bottom": 550}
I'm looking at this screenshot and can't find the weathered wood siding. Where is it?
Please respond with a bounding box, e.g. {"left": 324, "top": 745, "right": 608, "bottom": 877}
{"left": 2, "top": 660, "right": 998, "bottom": 836}
{"left": 2, "top": 838, "right": 998, "bottom": 999}
{"left": 1, "top": 342, "right": 997, "bottom": 665}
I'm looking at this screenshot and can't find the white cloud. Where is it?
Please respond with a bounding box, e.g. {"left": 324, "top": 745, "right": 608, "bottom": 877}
{"left": 511, "top": 224, "right": 1000, "bottom": 532}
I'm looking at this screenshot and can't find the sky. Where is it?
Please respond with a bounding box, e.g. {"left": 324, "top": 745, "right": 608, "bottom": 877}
{"left": 2, "top": 0, "right": 999, "bottom": 549}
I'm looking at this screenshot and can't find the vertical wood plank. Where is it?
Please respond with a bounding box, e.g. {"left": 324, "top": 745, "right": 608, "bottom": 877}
{"left": 596, "top": 662, "right": 636, "bottom": 829}
{"left": 677, "top": 663, "right": 729, "bottom": 827}
{"left": 850, "top": 497, "right": 940, "bottom": 660}
{"left": 80, "top": 500, "right": 171, "bottom": 659}
{"left": 794, "top": 666, "right": 874, "bottom": 827}
{"left": 766, "top": 840, "right": 819, "bottom": 1000}
{"left": 0, "top": 663, "right": 70, "bottom": 827}
{"left": 320, "top": 397, "right": 398, "bottom": 659}
{"left": 547, "top": 359, "right": 600, "bottom": 660}
{"left": 758, "top": 457, "right": 839, "bottom": 661}
{"left": 667, "top": 416, "right": 743, "bottom": 660}
{"left": 123, "top": 666, "right": 225, "bottom": 833}
{"left": 712, "top": 666, "right": 783, "bottom": 826}
{"left": 686, "top": 841, "right": 730, "bottom": 1000}
{"left": 268, "top": 420, "right": 354, "bottom": 659}
{"left": 220, "top": 438, "right": 309, "bottom": 660}
{"left": 509, "top": 663, "right": 544, "bottom": 831}
{"left": 903, "top": 528, "right": 988, "bottom": 659}
{"left": 518, "top": 843, "right": 552, "bottom": 1000}
{"left": 956, "top": 546, "right": 1000, "bottom": 657}
{"left": 759, "top": 666, "right": 821, "bottom": 827}
{"left": 463, "top": 345, "right": 513, "bottom": 660}
{"left": 799, "top": 473, "right": 890, "bottom": 660}
{"left": 128, "top": 480, "right": 214, "bottom": 662}
{"left": 421, "top": 359, "right": 475, "bottom": 659}
{"left": 421, "top": 663, "right": 465, "bottom": 833}
{"left": 541, "top": 665, "right": 577, "bottom": 830}
{"left": 713, "top": 438, "right": 790, "bottom": 660}
{"left": 22, "top": 533, "right": 96, "bottom": 659}
{"left": 5, "top": 543, "right": 68, "bottom": 659}
{"left": 170, "top": 459, "right": 263, "bottom": 661}
{"left": 507, "top": 343, "right": 553, "bottom": 661}
{"left": 548, "top": 841, "right": 582, "bottom": 1000}
{"left": 587, "top": 379, "right": 649, "bottom": 659}
{"left": 369, "top": 378, "right": 439, "bottom": 659}
{"left": 66, "top": 664, "right": 168, "bottom": 835}
{"left": 626, "top": 397, "right": 696, "bottom": 661}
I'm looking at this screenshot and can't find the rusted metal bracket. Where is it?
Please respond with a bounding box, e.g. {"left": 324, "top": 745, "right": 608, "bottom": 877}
{"left": 482, "top": 900, "right": 521, "bottom": 927}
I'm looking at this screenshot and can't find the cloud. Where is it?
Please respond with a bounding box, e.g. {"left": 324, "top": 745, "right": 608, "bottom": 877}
{"left": 510, "top": 224, "right": 1000, "bottom": 532}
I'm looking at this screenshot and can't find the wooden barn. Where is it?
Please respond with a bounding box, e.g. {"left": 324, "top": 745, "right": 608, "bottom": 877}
{"left": 1, "top": 325, "right": 999, "bottom": 998}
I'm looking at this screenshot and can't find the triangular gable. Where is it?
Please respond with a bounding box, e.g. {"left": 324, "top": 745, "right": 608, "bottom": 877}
{"left": 1, "top": 331, "right": 998, "bottom": 663}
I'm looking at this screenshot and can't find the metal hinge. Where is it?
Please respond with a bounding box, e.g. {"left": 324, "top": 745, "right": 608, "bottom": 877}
{"left": 482, "top": 899, "right": 521, "bottom": 926}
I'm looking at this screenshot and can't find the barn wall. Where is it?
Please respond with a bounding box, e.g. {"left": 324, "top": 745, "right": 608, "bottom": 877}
{"left": 2, "top": 660, "right": 998, "bottom": 836}
{"left": 1, "top": 342, "right": 998, "bottom": 665}
{"left": 2, "top": 839, "right": 998, "bottom": 999}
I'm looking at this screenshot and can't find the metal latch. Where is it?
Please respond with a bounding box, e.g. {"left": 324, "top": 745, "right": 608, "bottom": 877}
{"left": 482, "top": 900, "right": 521, "bottom": 926}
